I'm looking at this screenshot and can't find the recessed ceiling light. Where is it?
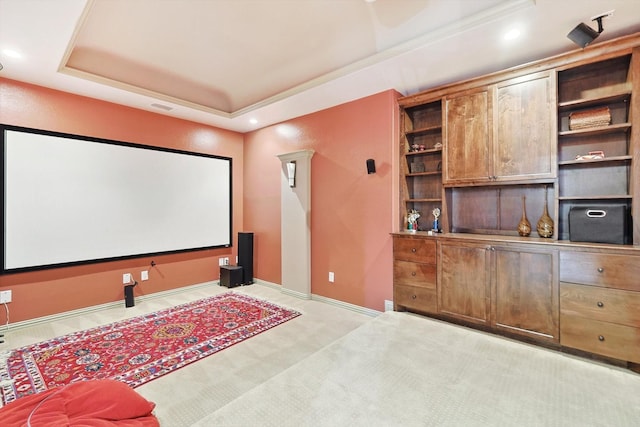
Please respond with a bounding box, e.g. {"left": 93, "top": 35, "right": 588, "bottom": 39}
{"left": 2, "top": 49, "right": 22, "bottom": 58}
{"left": 503, "top": 28, "right": 521, "bottom": 41}
{"left": 249, "top": 118, "right": 258, "bottom": 125}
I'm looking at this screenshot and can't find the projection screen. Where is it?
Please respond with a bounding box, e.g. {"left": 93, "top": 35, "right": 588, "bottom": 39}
{"left": 2, "top": 125, "right": 232, "bottom": 273}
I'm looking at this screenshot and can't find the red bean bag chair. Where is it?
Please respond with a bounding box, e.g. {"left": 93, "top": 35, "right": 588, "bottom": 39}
{"left": 0, "top": 379, "right": 159, "bottom": 426}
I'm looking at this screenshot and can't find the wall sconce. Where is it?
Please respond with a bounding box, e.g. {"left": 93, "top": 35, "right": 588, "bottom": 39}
{"left": 567, "top": 11, "right": 612, "bottom": 48}
{"left": 287, "top": 161, "right": 296, "bottom": 187}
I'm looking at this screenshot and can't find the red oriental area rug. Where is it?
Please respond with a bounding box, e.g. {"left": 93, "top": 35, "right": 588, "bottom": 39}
{"left": 0, "top": 292, "right": 300, "bottom": 406}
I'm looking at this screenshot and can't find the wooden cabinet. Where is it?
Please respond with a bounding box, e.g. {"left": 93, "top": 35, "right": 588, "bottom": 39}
{"left": 556, "top": 53, "right": 637, "bottom": 243}
{"left": 399, "top": 34, "right": 639, "bottom": 244}
{"left": 438, "top": 239, "right": 559, "bottom": 342}
{"left": 399, "top": 100, "right": 443, "bottom": 232}
{"left": 394, "top": 33, "right": 640, "bottom": 370}
{"left": 442, "top": 72, "right": 557, "bottom": 236}
{"left": 493, "top": 72, "right": 556, "bottom": 181}
{"left": 443, "top": 88, "right": 491, "bottom": 184}
{"left": 560, "top": 249, "right": 640, "bottom": 363}
{"left": 438, "top": 240, "right": 490, "bottom": 325}
{"left": 492, "top": 245, "right": 559, "bottom": 342}
{"left": 393, "top": 235, "right": 437, "bottom": 313}
{"left": 443, "top": 72, "right": 555, "bottom": 185}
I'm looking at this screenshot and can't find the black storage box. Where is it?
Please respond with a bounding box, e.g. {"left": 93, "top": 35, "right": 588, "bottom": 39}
{"left": 569, "top": 205, "right": 631, "bottom": 244}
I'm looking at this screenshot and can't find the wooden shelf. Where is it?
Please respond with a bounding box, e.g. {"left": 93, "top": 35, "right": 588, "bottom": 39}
{"left": 558, "top": 155, "right": 632, "bottom": 166}
{"left": 405, "top": 148, "right": 442, "bottom": 157}
{"left": 405, "top": 125, "right": 442, "bottom": 137}
{"left": 406, "top": 171, "right": 441, "bottom": 177}
{"left": 557, "top": 90, "right": 631, "bottom": 110}
{"left": 406, "top": 198, "right": 442, "bottom": 203}
{"left": 558, "top": 195, "right": 632, "bottom": 201}
{"left": 558, "top": 123, "right": 631, "bottom": 137}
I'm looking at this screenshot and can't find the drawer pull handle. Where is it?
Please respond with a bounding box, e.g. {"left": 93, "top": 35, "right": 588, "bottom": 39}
{"left": 411, "top": 272, "right": 417, "bottom": 276}
{"left": 598, "top": 335, "right": 605, "bottom": 342}
{"left": 597, "top": 301, "right": 604, "bottom": 308}
{"left": 412, "top": 295, "right": 417, "bottom": 299}
{"left": 597, "top": 267, "right": 604, "bottom": 273}
{"left": 411, "top": 248, "right": 417, "bottom": 253}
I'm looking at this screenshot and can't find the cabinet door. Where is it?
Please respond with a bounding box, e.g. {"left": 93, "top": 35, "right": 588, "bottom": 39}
{"left": 493, "top": 72, "right": 556, "bottom": 181}
{"left": 444, "top": 88, "right": 492, "bottom": 184}
{"left": 493, "top": 246, "right": 559, "bottom": 342}
{"left": 438, "top": 242, "right": 490, "bottom": 325}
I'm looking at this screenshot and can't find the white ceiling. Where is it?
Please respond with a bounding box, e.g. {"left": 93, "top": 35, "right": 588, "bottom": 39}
{"left": 2, "top": 0, "right": 640, "bottom": 133}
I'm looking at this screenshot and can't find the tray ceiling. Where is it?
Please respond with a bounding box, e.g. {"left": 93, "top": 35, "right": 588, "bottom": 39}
{"left": 2, "top": 0, "right": 640, "bottom": 132}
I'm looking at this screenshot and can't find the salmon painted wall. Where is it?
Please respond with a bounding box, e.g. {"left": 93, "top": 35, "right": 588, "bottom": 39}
{"left": 244, "top": 90, "right": 400, "bottom": 311}
{"left": 0, "top": 78, "right": 244, "bottom": 323}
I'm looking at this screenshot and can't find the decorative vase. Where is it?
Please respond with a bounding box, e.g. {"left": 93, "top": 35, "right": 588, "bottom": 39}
{"left": 537, "top": 186, "right": 554, "bottom": 238}
{"left": 517, "top": 195, "right": 531, "bottom": 237}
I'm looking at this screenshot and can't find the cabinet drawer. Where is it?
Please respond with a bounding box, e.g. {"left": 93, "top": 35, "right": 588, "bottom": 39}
{"left": 394, "top": 284, "right": 437, "bottom": 313}
{"left": 560, "top": 251, "right": 640, "bottom": 291}
{"left": 560, "top": 282, "right": 640, "bottom": 327}
{"left": 393, "top": 237, "right": 436, "bottom": 263}
{"left": 560, "top": 315, "right": 640, "bottom": 363}
{"left": 393, "top": 260, "right": 436, "bottom": 288}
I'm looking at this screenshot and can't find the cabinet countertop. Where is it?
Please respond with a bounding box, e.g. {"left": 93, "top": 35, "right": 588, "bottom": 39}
{"left": 391, "top": 231, "right": 640, "bottom": 253}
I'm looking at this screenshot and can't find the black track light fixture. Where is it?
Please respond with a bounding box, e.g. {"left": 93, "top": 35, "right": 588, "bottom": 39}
{"left": 567, "top": 11, "right": 613, "bottom": 48}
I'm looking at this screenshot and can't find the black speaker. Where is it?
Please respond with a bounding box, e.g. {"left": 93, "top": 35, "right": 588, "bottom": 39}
{"left": 567, "top": 22, "right": 600, "bottom": 48}
{"left": 238, "top": 232, "right": 254, "bottom": 284}
{"left": 366, "top": 159, "right": 376, "bottom": 174}
{"left": 124, "top": 284, "right": 136, "bottom": 308}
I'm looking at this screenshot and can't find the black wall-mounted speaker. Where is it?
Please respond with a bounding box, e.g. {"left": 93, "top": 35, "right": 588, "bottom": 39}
{"left": 567, "top": 22, "right": 600, "bottom": 48}
{"left": 238, "top": 232, "right": 254, "bottom": 284}
{"left": 366, "top": 159, "right": 376, "bottom": 174}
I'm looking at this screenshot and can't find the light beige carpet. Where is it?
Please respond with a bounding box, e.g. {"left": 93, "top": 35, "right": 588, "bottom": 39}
{"left": 193, "top": 311, "right": 640, "bottom": 427}
{"left": 5, "top": 284, "right": 639, "bottom": 426}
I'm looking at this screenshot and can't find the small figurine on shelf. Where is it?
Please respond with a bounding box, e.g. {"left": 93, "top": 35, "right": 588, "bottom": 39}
{"left": 432, "top": 208, "right": 441, "bottom": 232}
{"left": 410, "top": 144, "right": 420, "bottom": 152}
{"left": 407, "top": 209, "right": 420, "bottom": 233}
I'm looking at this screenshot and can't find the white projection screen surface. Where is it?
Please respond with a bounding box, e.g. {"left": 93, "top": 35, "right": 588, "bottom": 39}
{"left": 2, "top": 125, "right": 232, "bottom": 272}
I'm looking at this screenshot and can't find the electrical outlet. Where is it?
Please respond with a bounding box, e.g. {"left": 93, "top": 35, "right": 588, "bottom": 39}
{"left": 224, "top": 257, "right": 229, "bottom": 265}
{"left": 0, "top": 290, "right": 12, "bottom": 304}
{"left": 141, "top": 270, "right": 149, "bottom": 281}
{"left": 218, "top": 258, "right": 225, "bottom": 266}
{"left": 123, "top": 273, "right": 132, "bottom": 284}
{"left": 328, "top": 272, "right": 335, "bottom": 283}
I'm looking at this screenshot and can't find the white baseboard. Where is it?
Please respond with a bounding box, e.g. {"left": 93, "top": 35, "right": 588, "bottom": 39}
{"left": 253, "top": 279, "right": 311, "bottom": 300}
{"left": 6, "top": 281, "right": 217, "bottom": 332}
{"left": 254, "top": 279, "right": 380, "bottom": 317}
{"left": 7, "top": 278, "right": 380, "bottom": 332}
{"left": 310, "top": 294, "right": 380, "bottom": 317}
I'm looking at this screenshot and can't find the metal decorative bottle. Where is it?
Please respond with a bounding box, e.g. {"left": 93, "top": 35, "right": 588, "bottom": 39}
{"left": 536, "top": 186, "right": 554, "bottom": 238}
{"left": 518, "top": 195, "right": 531, "bottom": 237}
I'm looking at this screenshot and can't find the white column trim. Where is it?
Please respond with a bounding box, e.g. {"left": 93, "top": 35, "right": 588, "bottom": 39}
{"left": 277, "top": 149, "right": 315, "bottom": 298}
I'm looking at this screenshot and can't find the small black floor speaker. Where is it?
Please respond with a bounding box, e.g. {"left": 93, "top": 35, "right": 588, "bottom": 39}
{"left": 238, "top": 232, "right": 254, "bottom": 284}
{"left": 124, "top": 284, "right": 136, "bottom": 308}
